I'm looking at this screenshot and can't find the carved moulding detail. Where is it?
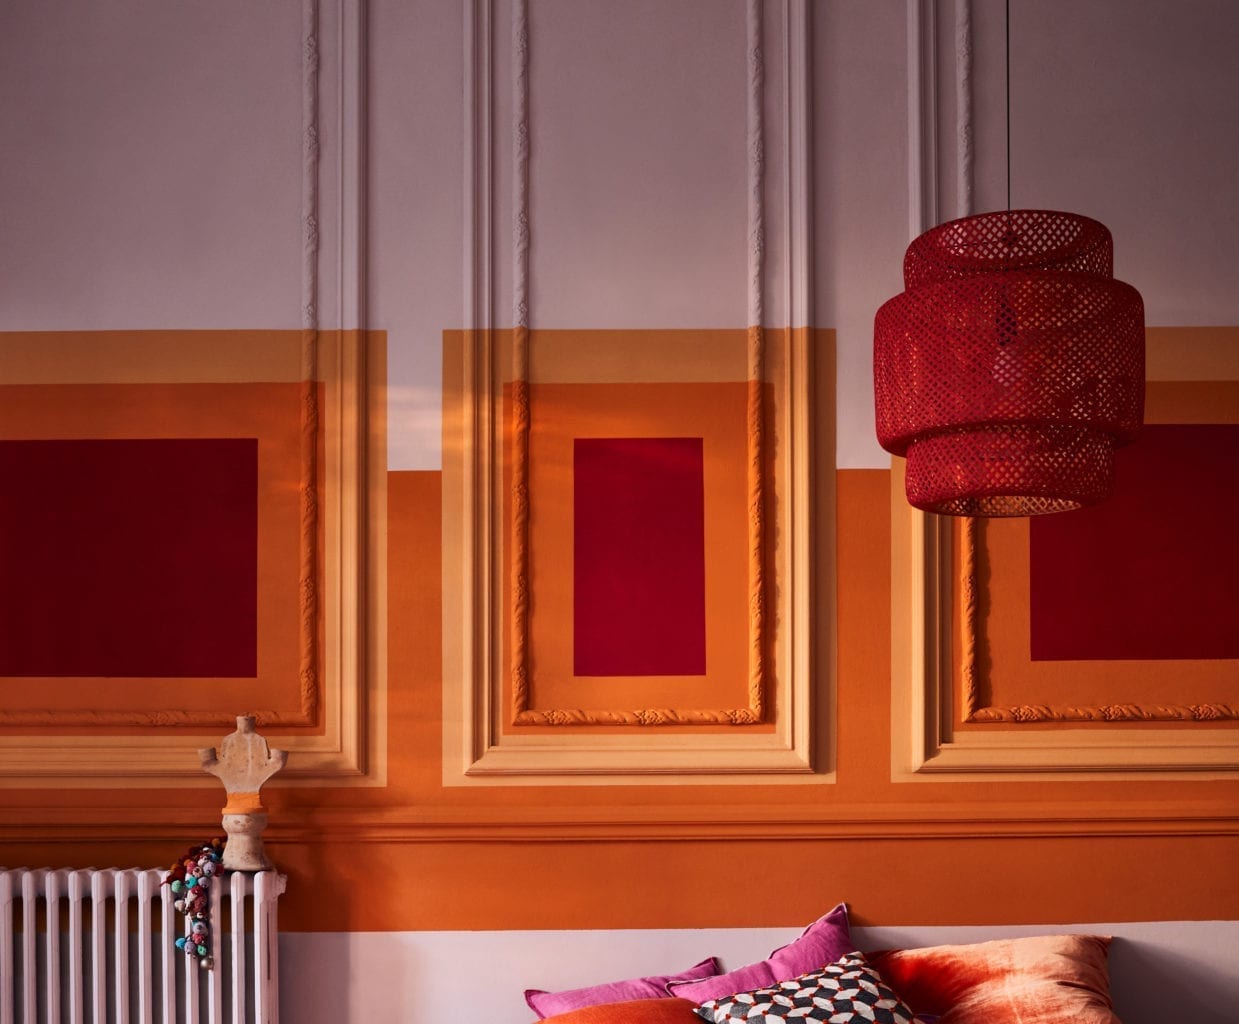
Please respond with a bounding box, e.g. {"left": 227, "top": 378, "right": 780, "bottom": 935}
{"left": 515, "top": 707, "right": 762, "bottom": 728}
{"left": 299, "top": 0, "right": 323, "bottom": 725}
{"left": 446, "top": 0, "right": 816, "bottom": 780}
{"left": 0, "top": 710, "right": 309, "bottom": 729}
{"left": 890, "top": 456, "right": 1239, "bottom": 779}
{"left": 971, "top": 703, "right": 1239, "bottom": 724}
{"left": 955, "top": 519, "right": 1239, "bottom": 725}
{"left": 508, "top": 0, "right": 770, "bottom": 729}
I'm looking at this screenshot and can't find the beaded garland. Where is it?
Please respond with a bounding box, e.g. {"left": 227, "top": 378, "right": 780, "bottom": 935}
{"left": 163, "top": 838, "right": 226, "bottom": 969}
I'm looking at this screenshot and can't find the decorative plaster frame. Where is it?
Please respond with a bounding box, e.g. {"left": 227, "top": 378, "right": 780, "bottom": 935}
{"left": 509, "top": 0, "right": 768, "bottom": 728}
{"left": 893, "top": 2, "right": 1238, "bottom": 776}
{"left": 0, "top": 0, "right": 384, "bottom": 787}
{"left": 956, "top": 509, "right": 1238, "bottom": 723}
{"left": 445, "top": 0, "right": 818, "bottom": 781}
{"left": 890, "top": 456, "right": 1239, "bottom": 779}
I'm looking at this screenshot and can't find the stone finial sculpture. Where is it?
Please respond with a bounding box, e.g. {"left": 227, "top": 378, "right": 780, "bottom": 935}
{"left": 199, "top": 715, "right": 288, "bottom": 871}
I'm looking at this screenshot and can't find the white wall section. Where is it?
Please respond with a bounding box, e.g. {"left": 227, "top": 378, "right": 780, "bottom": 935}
{"left": 281, "top": 920, "right": 1239, "bottom": 1024}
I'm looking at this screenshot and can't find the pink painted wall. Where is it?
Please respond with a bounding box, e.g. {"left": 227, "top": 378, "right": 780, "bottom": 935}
{"left": 0, "top": 0, "right": 304, "bottom": 330}
{"left": 3, "top": 0, "right": 1236, "bottom": 467}
{"left": 527, "top": 0, "right": 749, "bottom": 329}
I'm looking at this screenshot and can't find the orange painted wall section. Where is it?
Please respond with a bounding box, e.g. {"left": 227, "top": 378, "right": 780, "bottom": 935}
{"left": 281, "top": 471, "right": 1234, "bottom": 929}
{"left": 2, "top": 398, "right": 1237, "bottom": 932}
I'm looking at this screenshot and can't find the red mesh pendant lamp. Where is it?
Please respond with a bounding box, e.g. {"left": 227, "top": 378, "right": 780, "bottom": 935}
{"left": 873, "top": 209, "right": 1145, "bottom": 516}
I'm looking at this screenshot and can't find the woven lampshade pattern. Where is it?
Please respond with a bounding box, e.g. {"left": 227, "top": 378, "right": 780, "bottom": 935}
{"left": 874, "top": 210, "right": 1145, "bottom": 516}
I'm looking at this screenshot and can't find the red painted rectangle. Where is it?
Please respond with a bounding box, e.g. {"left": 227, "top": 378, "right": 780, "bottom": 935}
{"left": 1030, "top": 424, "right": 1239, "bottom": 660}
{"left": 0, "top": 438, "right": 258, "bottom": 677}
{"left": 573, "top": 437, "right": 707, "bottom": 676}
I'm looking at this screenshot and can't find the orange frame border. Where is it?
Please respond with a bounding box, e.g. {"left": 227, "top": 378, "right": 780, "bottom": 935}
{"left": 510, "top": 378, "right": 764, "bottom": 727}
{"left": 0, "top": 379, "right": 317, "bottom": 728}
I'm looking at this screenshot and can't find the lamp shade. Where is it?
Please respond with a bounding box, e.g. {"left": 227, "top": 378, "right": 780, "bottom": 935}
{"left": 874, "top": 209, "right": 1145, "bottom": 516}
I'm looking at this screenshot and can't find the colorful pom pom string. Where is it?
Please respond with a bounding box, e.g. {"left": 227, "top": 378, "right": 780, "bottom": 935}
{"left": 163, "top": 837, "right": 226, "bottom": 970}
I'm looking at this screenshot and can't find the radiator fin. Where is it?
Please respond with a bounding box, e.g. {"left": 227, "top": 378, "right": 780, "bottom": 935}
{"left": 0, "top": 868, "right": 284, "bottom": 1024}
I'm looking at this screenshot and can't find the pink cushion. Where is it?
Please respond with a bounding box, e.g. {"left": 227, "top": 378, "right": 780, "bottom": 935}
{"left": 668, "top": 904, "right": 854, "bottom": 1003}
{"left": 525, "top": 957, "right": 719, "bottom": 1019}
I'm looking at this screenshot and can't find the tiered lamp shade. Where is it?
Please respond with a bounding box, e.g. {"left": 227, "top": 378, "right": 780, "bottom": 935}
{"left": 874, "top": 209, "right": 1145, "bottom": 516}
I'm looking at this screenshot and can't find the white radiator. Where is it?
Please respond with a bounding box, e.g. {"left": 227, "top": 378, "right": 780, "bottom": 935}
{"left": 0, "top": 868, "right": 285, "bottom": 1024}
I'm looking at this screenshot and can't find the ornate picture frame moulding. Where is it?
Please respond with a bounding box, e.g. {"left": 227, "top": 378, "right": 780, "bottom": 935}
{"left": 892, "top": 2, "right": 1239, "bottom": 781}
{"left": 0, "top": 0, "right": 384, "bottom": 788}
{"left": 443, "top": 0, "right": 820, "bottom": 783}
{"left": 889, "top": 348, "right": 1239, "bottom": 781}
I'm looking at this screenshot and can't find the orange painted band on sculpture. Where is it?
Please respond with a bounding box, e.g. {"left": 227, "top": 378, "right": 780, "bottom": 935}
{"left": 223, "top": 792, "right": 265, "bottom": 815}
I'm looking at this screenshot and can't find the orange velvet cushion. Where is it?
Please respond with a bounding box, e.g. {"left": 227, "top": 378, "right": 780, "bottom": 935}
{"left": 868, "top": 934, "right": 1120, "bottom": 1024}
{"left": 538, "top": 997, "right": 702, "bottom": 1023}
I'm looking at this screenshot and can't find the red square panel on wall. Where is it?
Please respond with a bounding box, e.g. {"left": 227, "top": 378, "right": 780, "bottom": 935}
{"left": 573, "top": 437, "right": 707, "bottom": 676}
{"left": 1030, "top": 423, "right": 1239, "bottom": 661}
{"left": 0, "top": 438, "right": 258, "bottom": 677}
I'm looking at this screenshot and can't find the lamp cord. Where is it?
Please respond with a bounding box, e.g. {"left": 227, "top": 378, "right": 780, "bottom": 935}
{"left": 1005, "top": 0, "right": 1011, "bottom": 213}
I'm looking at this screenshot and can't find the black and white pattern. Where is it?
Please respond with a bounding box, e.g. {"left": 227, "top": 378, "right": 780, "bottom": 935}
{"left": 693, "top": 952, "right": 917, "bottom": 1023}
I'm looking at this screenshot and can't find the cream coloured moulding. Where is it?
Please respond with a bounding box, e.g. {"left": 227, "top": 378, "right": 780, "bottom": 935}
{"left": 889, "top": 328, "right": 1239, "bottom": 782}
{"left": 445, "top": 0, "right": 822, "bottom": 785}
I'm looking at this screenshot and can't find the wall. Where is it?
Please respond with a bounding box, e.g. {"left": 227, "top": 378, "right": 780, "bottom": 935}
{"left": 0, "top": 1, "right": 1236, "bottom": 1022}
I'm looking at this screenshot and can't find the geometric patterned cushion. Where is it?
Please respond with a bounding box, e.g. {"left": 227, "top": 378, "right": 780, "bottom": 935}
{"left": 692, "top": 952, "right": 918, "bottom": 1023}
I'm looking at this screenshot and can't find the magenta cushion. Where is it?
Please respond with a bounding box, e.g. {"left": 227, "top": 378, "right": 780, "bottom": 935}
{"left": 526, "top": 957, "right": 720, "bottom": 1019}
{"left": 668, "top": 904, "right": 854, "bottom": 1003}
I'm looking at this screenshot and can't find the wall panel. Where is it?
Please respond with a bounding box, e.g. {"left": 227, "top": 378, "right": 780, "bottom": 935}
{"left": 891, "top": 328, "right": 1239, "bottom": 779}
{"left": 445, "top": 0, "right": 820, "bottom": 784}
{"left": 0, "top": 0, "right": 378, "bottom": 786}
{"left": 0, "top": 10, "right": 1236, "bottom": 1018}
